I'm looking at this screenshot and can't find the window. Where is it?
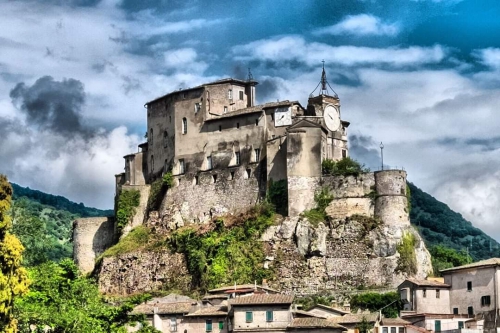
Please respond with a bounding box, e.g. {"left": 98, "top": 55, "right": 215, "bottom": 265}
{"left": 245, "top": 311, "right": 253, "bottom": 323}
{"left": 179, "top": 159, "right": 185, "bottom": 174}
{"left": 458, "top": 321, "right": 464, "bottom": 329}
{"left": 467, "top": 281, "right": 472, "bottom": 291}
{"left": 219, "top": 321, "right": 224, "bottom": 330}
{"left": 224, "top": 106, "right": 228, "bottom": 113}
{"left": 453, "top": 308, "right": 459, "bottom": 315}
{"left": 236, "top": 122, "right": 240, "bottom": 129}
{"left": 391, "top": 327, "right": 396, "bottom": 333}
{"left": 468, "top": 306, "right": 474, "bottom": 316}
{"left": 212, "top": 174, "right": 217, "bottom": 183}
{"left": 481, "top": 295, "right": 491, "bottom": 306}
{"left": 163, "top": 131, "right": 168, "bottom": 147}
{"left": 266, "top": 310, "right": 273, "bottom": 322}
{"left": 149, "top": 128, "right": 153, "bottom": 145}
{"left": 254, "top": 148, "right": 261, "bottom": 162}
{"left": 194, "top": 102, "right": 201, "bottom": 113}
{"left": 228, "top": 89, "right": 233, "bottom": 100}
{"left": 206, "top": 319, "right": 212, "bottom": 332}
{"left": 383, "top": 328, "right": 388, "bottom": 333}
{"left": 271, "top": 113, "right": 274, "bottom": 121}
{"left": 423, "top": 289, "right": 427, "bottom": 298}
{"left": 182, "top": 92, "right": 187, "bottom": 99}
{"left": 194, "top": 176, "right": 199, "bottom": 185}
{"left": 342, "top": 149, "right": 347, "bottom": 158}
{"left": 170, "top": 318, "right": 177, "bottom": 332}
{"left": 219, "top": 125, "right": 222, "bottom": 132}
{"left": 182, "top": 118, "right": 187, "bottom": 134}
{"left": 230, "top": 171, "right": 235, "bottom": 180}
{"left": 435, "top": 320, "right": 441, "bottom": 332}
{"left": 169, "top": 115, "right": 172, "bottom": 123}
{"left": 255, "top": 119, "right": 259, "bottom": 126}
{"left": 235, "top": 152, "right": 240, "bottom": 165}
{"left": 398, "top": 328, "right": 405, "bottom": 333}
{"left": 239, "top": 91, "right": 244, "bottom": 100}
{"left": 151, "top": 155, "right": 154, "bottom": 173}
{"left": 207, "top": 156, "right": 213, "bottom": 170}
{"left": 436, "top": 289, "right": 440, "bottom": 298}
{"left": 246, "top": 169, "right": 251, "bottom": 178}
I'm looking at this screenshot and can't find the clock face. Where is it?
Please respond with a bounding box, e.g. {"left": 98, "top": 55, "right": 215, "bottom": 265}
{"left": 274, "top": 106, "right": 292, "bottom": 127}
{"left": 324, "top": 105, "right": 340, "bottom": 131}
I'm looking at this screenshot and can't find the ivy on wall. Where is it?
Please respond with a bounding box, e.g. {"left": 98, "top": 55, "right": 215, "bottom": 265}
{"left": 322, "top": 157, "right": 369, "bottom": 177}
{"left": 267, "top": 179, "right": 288, "bottom": 216}
{"left": 116, "top": 190, "right": 140, "bottom": 232}
{"left": 396, "top": 231, "right": 418, "bottom": 275}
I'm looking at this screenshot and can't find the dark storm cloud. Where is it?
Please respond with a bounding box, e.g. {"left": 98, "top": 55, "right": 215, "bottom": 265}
{"left": 9, "top": 76, "right": 91, "bottom": 138}
{"left": 256, "top": 78, "right": 280, "bottom": 103}
{"left": 348, "top": 134, "right": 381, "bottom": 171}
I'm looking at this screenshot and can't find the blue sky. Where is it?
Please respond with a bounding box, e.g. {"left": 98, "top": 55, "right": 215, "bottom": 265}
{"left": 1, "top": 0, "right": 500, "bottom": 241}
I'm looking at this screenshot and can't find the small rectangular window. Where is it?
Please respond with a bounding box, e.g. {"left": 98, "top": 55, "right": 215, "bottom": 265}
{"left": 179, "top": 159, "right": 185, "bottom": 174}
{"left": 423, "top": 289, "right": 427, "bottom": 298}
{"left": 468, "top": 306, "right": 474, "bottom": 316}
{"left": 194, "top": 102, "right": 201, "bottom": 113}
{"left": 458, "top": 321, "right": 464, "bottom": 329}
{"left": 254, "top": 148, "right": 260, "bottom": 162}
{"left": 236, "top": 122, "right": 240, "bottom": 129}
{"left": 170, "top": 318, "right": 177, "bottom": 332}
{"left": 206, "top": 319, "right": 212, "bottom": 332}
{"left": 245, "top": 311, "right": 253, "bottom": 323}
{"left": 266, "top": 310, "right": 273, "bottom": 322}
{"left": 255, "top": 119, "right": 259, "bottom": 126}
{"left": 481, "top": 295, "right": 491, "bottom": 306}
{"left": 182, "top": 118, "right": 187, "bottom": 134}
{"left": 228, "top": 89, "right": 233, "bottom": 100}
{"left": 453, "top": 308, "right": 459, "bottom": 314}
{"left": 219, "top": 321, "right": 224, "bottom": 330}
{"left": 230, "top": 171, "right": 235, "bottom": 180}
{"left": 246, "top": 169, "right": 251, "bottom": 178}
{"left": 239, "top": 91, "right": 244, "bottom": 100}
{"left": 398, "top": 328, "right": 405, "bottom": 333}
{"left": 342, "top": 149, "right": 347, "bottom": 158}
{"left": 467, "top": 281, "right": 472, "bottom": 291}
{"left": 436, "top": 289, "right": 440, "bottom": 298}
{"left": 391, "top": 327, "right": 396, "bottom": 333}
{"left": 435, "top": 320, "right": 441, "bottom": 332}
{"left": 235, "top": 152, "right": 240, "bottom": 165}
{"left": 219, "top": 125, "right": 222, "bottom": 132}
{"left": 207, "top": 156, "right": 212, "bottom": 170}
{"left": 383, "top": 327, "right": 388, "bottom": 333}
{"left": 224, "top": 106, "right": 228, "bottom": 113}
{"left": 212, "top": 174, "right": 217, "bottom": 183}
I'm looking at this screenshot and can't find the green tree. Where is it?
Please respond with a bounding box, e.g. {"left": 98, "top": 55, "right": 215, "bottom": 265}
{"left": 429, "top": 245, "right": 471, "bottom": 276}
{"left": 350, "top": 292, "right": 401, "bottom": 318}
{"left": 0, "top": 175, "right": 29, "bottom": 332}
{"left": 15, "top": 259, "right": 147, "bottom": 332}
{"left": 356, "top": 316, "right": 374, "bottom": 333}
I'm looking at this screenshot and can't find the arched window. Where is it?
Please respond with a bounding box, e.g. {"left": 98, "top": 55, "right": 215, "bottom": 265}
{"left": 149, "top": 128, "right": 153, "bottom": 144}
{"left": 163, "top": 131, "right": 168, "bottom": 147}
{"left": 151, "top": 155, "right": 154, "bottom": 173}
{"left": 182, "top": 118, "right": 187, "bottom": 134}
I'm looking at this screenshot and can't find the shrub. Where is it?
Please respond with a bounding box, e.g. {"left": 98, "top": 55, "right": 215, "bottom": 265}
{"left": 301, "top": 187, "right": 334, "bottom": 227}
{"left": 267, "top": 179, "right": 288, "bottom": 216}
{"left": 99, "top": 226, "right": 151, "bottom": 259}
{"left": 322, "top": 157, "right": 369, "bottom": 177}
{"left": 116, "top": 190, "right": 141, "bottom": 231}
{"left": 147, "top": 179, "right": 164, "bottom": 211}
{"left": 396, "top": 231, "right": 418, "bottom": 274}
{"left": 162, "top": 172, "right": 173, "bottom": 188}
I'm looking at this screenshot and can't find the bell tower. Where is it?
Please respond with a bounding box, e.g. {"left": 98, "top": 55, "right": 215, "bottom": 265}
{"left": 306, "top": 63, "right": 349, "bottom": 161}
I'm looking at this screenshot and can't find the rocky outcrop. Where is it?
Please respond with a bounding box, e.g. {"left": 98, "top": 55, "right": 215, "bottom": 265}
{"left": 96, "top": 249, "right": 192, "bottom": 295}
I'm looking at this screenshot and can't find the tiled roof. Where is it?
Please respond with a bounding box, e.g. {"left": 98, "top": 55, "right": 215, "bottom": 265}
{"left": 380, "top": 318, "right": 411, "bottom": 326}
{"left": 310, "top": 304, "right": 349, "bottom": 315}
{"left": 406, "top": 325, "right": 432, "bottom": 333}
{"left": 337, "top": 313, "right": 379, "bottom": 324}
{"left": 208, "top": 284, "right": 278, "bottom": 293}
{"left": 205, "top": 100, "right": 299, "bottom": 121}
{"left": 289, "top": 318, "right": 346, "bottom": 329}
{"left": 185, "top": 305, "right": 228, "bottom": 317}
{"left": 293, "top": 310, "right": 327, "bottom": 319}
{"left": 203, "top": 294, "right": 228, "bottom": 300}
{"left": 229, "top": 294, "right": 294, "bottom": 305}
{"left": 403, "top": 278, "right": 450, "bottom": 288}
{"left": 440, "top": 258, "right": 500, "bottom": 273}
{"left": 131, "top": 301, "right": 194, "bottom": 315}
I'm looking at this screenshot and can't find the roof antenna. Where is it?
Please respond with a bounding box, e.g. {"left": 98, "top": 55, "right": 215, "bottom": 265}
{"left": 247, "top": 68, "right": 254, "bottom": 81}
{"left": 310, "top": 61, "right": 338, "bottom": 98}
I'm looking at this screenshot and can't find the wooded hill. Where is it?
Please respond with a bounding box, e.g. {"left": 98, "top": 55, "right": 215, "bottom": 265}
{"left": 10, "top": 183, "right": 113, "bottom": 265}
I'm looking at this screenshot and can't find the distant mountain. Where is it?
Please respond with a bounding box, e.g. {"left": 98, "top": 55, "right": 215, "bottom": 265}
{"left": 9, "top": 183, "right": 113, "bottom": 265}
{"left": 409, "top": 182, "right": 500, "bottom": 261}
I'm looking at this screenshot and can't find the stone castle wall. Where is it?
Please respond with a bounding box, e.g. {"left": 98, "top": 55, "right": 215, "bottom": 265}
{"left": 73, "top": 217, "right": 116, "bottom": 274}
{"left": 374, "top": 170, "right": 410, "bottom": 226}
{"left": 120, "top": 184, "right": 151, "bottom": 238}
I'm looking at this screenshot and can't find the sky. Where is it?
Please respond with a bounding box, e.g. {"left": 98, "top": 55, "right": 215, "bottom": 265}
{"left": 1, "top": 0, "right": 500, "bottom": 241}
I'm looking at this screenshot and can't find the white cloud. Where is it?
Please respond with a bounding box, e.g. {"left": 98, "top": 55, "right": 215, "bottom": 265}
{"left": 474, "top": 48, "right": 500, "bottom": 69}
{"left": 232, "top": 36, "right": 446, "bottom": 67}
{"left": 314, "top": 14, "right": 399, "bottom": 36}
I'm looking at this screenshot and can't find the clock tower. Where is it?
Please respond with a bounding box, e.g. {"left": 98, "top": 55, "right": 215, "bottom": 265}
{"left": 306, "top": 63, "right": 349, "bottom": 161}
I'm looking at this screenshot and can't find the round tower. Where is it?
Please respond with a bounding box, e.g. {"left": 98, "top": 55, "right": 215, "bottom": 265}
{"left": 374, "top": 170, "right": 410, "bottom": 226}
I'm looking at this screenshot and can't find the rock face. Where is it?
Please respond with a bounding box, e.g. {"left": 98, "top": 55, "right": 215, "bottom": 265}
{"left": 96, "top": 249, "right": 192, "bottom": 295}
{"left": 262, "top": 215, "right": 432, "bottom": 295}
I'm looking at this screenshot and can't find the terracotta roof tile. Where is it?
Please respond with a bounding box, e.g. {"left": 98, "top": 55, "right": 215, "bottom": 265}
{"left": 440, "top": 258, "right": 500, "bottom": 273}
{"left": 310, "top": 304, "right": 349, "bottom": 315}
{"left": 293, "top": 310, "right": 327, "bottom": 319}
{"left": 131, "top": 301, "right": 193, "bottom": 315}
{"left": 185, "top": 305, "right": 228, "bottom": 317}
{"left": 404, "top": 278, "right": 450, "bottom": 288}
{"left": 205, "top": 101, "right": 300, "bottom": 121}
{"left": 229, "top": 294, "right": 294, "bottom": 305}
{"left": 381, "top": 318, "right": 411, "bottom": 326}
{"left": 337, "top": 313, "right": 379, "bottom": 324}
{"left": 289, "top": 318, "right": 346, "bottom": 329}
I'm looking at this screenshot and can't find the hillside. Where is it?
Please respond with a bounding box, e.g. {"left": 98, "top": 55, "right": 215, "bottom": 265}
{"left": 10, "top": 183, "right": 113, "bottom": 265}
{"left": 409, "top": 182, "right": 500, "bottom": 261}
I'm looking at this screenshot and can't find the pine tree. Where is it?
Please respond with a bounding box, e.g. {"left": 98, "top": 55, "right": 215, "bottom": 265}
{"left": 0, "top": 175, "right": 29, "bottom": 332}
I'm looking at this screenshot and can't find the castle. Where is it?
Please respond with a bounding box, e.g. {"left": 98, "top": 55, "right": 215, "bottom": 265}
{"left": 73, "top": 68, "right": 428, "bottom": 288}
